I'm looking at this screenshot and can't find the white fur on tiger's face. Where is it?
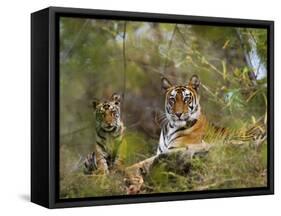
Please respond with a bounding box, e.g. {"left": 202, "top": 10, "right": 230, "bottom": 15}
{"left": 93, "top": 93, "right": 122, "bottom": 132}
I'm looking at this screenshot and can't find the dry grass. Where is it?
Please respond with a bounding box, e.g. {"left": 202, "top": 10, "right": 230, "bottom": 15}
{"left": 59, "top": 128, "right": 267, "bottom": 198}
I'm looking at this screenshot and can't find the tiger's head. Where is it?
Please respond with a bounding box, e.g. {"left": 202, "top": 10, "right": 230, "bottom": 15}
{"left": 161, "top": 75, "right": 201, "bottom": 127}
{"left": 92, "top": 93, "right": 122, "bottom": 132}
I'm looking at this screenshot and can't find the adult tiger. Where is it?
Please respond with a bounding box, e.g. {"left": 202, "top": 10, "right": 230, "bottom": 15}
{"left": 125, "top": 75, "right": 209, "bottom": 194}
{"left": 84, "top": 93, "right": 126, "bottom": 175}
{"left": 125, "top": 74, "right": 266, "bottom": 194}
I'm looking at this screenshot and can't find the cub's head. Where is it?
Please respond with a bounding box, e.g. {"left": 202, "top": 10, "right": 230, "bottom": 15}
{"left": 92, "top": 93, "right": 122, "bottom": 131}
{"left": 161, "top": 75, "right": 201, "bottom": 127}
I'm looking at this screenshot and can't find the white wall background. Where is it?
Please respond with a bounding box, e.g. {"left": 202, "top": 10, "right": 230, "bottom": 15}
{"left": 0, "top": 0, "right": 279, "bottom": 214}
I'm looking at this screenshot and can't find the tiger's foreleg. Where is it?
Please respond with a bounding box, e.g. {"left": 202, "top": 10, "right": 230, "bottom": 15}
{"left": 84, "top": 152, "right": 98, "bottom": 175}
{"left": 95, "top": 149, "right": 109, "bottom": 175}
{"left": 84, "top": 147, "right": 109, "bottom": 175}
{"left": 124, "top": 156, "right": 157, "bottom": 194}
{"left": 123, "top": 146, "right": 211, "bottom": 194}
{"left": 111, "top": 157, "right": 125, "bottom": 173}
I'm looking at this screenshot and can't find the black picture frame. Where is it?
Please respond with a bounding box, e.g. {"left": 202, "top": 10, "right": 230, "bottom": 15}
{"left": 31, "top": 6, "right": 274, "bottom": 208}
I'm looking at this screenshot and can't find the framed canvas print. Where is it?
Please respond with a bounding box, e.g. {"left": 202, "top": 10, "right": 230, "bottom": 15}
{"left": 31, "top": 6, "right": 274, "bottom": 208}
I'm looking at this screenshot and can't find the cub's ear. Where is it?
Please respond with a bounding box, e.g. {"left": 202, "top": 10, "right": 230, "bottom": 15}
{"left": 161, "top": 77, "right": 172, "bottom": 92}
{"left": 111, "top": 93, "right": 121, "bottom": 106}
{"left": 188, "top": 74, "right": 200, "bottom": 91}
{"left": 92, "top": 99, "right": 100, "bottom": 110}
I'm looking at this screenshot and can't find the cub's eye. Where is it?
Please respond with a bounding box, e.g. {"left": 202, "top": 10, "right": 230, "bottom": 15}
{"left": 169, "top": 98, "right": 175, "bottom": 104}
{"left": 97, "top": 110, "right": 103, "bottom": 115}
{"left": 96, "top": 111, "right": 104, "bottom": 119}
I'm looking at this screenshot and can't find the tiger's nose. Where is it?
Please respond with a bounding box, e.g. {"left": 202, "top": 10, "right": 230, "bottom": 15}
{"left": 175, "top": 112, "right": 182, "bottom": 118}
{"left": 105, "top": 119, "right": 113, "bottom": 126}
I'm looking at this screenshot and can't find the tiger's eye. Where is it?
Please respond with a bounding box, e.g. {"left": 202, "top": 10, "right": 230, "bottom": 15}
{"left": 169, "top": 98, "right": 175, "bottom": 104}
{"left": 184, "top": 96, "right": 191, "bottom": 103}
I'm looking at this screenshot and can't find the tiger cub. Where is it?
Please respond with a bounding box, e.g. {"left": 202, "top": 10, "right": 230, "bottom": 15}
{"left": 125, "top": 75, "right": 208, "bottom": 194}
{"left": 84, "top": 93, "right": 126, "bottom": 175}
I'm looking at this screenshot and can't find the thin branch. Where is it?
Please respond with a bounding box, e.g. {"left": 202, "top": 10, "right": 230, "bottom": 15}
{"left": 60, "top": 123, "right": 93, "bottom": 138}
{"left": 175, "top": 25, "right": 188, "bottom": 45}
{"left": 122, "top": 21, "right": 127, "bottom": 123}
{"left": 236, "top": 29, "right": 257, "bottom": 85}
{"left": 61, "top": 19, "right": 90, "bottom": 63}
{"left": 70, "top": 154, "right": 84, "bottom": 173}
{"left": 248, "top": 29, "right": 258, "bottom": 45}
{"left": 201, "top": 83, "right": 225, "bottom": 105}
{"left": 163, "top": 24, "right": 177, "bottom": 74}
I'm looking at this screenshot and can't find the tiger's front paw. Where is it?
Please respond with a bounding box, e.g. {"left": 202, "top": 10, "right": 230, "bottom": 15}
{"left": 124, "top": 175, "right": 144, "bottom": 195}
{"left": 124, "top": 167, "right": 145, "bottom": 195}
{"left": 83, "top": 152, "right": 97, "bottom": 175}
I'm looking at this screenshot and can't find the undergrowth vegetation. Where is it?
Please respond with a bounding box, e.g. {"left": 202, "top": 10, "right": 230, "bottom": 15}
{"left": 60, "top": 128, "right": 267, "bottom": 198}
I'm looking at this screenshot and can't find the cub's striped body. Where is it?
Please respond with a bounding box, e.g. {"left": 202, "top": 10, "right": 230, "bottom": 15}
{"left": 84, "top": 93, "right": 125, "bottom": 175}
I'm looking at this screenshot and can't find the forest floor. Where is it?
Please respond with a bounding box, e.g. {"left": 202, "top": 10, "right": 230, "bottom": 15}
{"left": 59, "top": 131, "right": 267, "bottom": 199}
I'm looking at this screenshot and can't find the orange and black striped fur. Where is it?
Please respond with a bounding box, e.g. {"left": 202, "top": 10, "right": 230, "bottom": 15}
{"left": 84, "top": 93, "right": 125, "bottom": 175}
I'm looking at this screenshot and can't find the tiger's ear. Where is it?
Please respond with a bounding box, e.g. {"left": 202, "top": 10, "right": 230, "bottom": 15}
{"left": 161, "top": 77, "right": 172, "bottom": 92}
{"left": 111, "top": 93, "right": 121, "bottom": 106}
{"left": 92, "top": 99, "right": 100, "bottom": 110}
{"left": 188, "top": 75, "right": 200, "bottom": 92}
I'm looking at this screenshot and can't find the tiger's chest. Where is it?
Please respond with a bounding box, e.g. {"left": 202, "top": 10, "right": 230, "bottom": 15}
{"left": 158, "top": 115, "right": 206, "bottom": 154}
{"left": 96, "top": 125, "right": 124, "bottom": 157}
